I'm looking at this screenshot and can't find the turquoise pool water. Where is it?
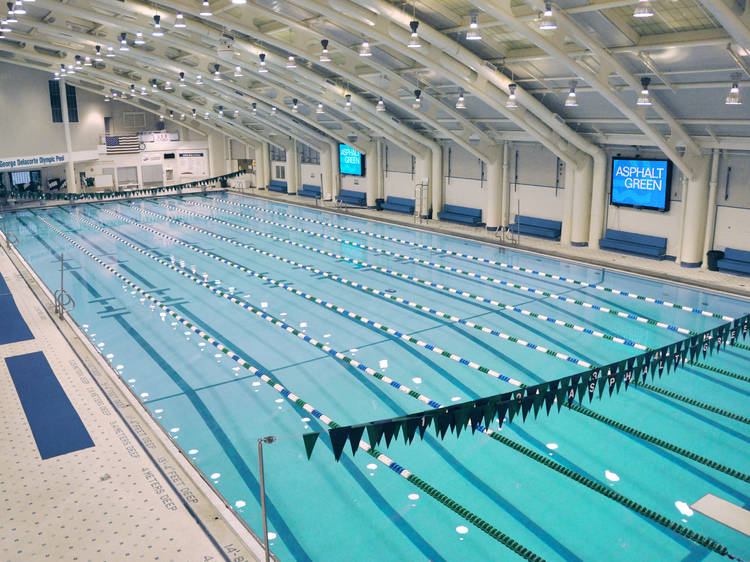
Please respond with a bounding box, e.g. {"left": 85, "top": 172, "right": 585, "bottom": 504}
{"left": 5, "top": 192, "right": 749, "bottom": 561}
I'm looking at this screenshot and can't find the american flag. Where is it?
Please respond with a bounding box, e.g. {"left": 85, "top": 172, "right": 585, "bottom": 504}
{"left": 105, "top": 135, "right": 141, "bottom": 154}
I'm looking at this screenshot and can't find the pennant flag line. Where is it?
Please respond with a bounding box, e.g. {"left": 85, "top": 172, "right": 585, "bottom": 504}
{"left": 302, "top": 314, "right": 750, "bottom": 461}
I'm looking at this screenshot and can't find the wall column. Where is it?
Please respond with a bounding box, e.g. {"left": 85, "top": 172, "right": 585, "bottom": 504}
{"left": 58, "top": 78, "right": 80, "bottom": 193}
{"left": 431, "top": 144, "right": 443, "bottom": 219}
{"left": 701, "top": 149, "right": 721, "bottom": 268}
{"left": 376, "top": 140, "right": 385, "bottom": 201}
{"left": 364, "top": 141, "right": 378, "bottom": 208}
{"left": 207, "top": 132, "right": 227, "bottom": 177}
{"left": 330, "top": 142, "right": 340, "bottom": 198}
{"left": 679, "top": 156, "right": 711, "bottom": 267}
{"left": 320, "top": 144, "right": 333, "bottom": 201}
{"left": 484, "top": 147, "right": 502, "bottom": 231}
{"left": 560, "top": 164, "right": 575, "bottom": 245}
{"left": 570, "top": 156, "right": 594, "bottom": 245}
{"left": 500, "top": 142, "right": 511, "bottom": 228}
{"left": 261, "top": 142, "right": 271, "bottom": 188}
{"left": 283, "top": 140, "right": 299, "bottom": 195}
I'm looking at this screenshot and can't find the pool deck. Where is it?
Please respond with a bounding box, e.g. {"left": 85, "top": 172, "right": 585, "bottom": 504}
{"left": 0, "top": 244, "right": 265, "bottom": 561}
{"left": 242, "top": 188, "right": 750, "bottom": 300}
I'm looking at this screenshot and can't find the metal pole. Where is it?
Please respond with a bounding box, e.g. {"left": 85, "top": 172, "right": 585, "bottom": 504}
{"left": 258, "top": 436, "right": 275, "bottom": 562}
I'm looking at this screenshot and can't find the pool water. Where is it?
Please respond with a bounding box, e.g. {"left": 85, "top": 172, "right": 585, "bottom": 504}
{"left": 5, "top": 192, "right": 749, "bottom": 561}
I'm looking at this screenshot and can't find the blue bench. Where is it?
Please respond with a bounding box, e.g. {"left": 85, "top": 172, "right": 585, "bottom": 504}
{"left": 298, "top": 184, "right": 321, "bottom": 199}
{"left": 599, "top": 229, "right": 668, "bottom": 258}
{"left": 336, "top": 189, "right": 367, "bottom": 206}
{"left": 509, "top": 215, "right": 562, "bottom": 240}
{"left": 267, "top": 180, "right": 288, "bottom": 193}
{"left": 381, "top": 196, "right": 415, "bottom": 215}
{"left": 437, "top": 204, "right": 483, "bottom": 226}
{"left": 717, "top": 248, "right": 750, "bottom": 275}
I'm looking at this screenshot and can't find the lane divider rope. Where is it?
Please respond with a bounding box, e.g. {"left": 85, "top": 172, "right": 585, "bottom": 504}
{"left": 141, "top": 202, "right": 746, "bottom": 428}
{"left": 207, "top": 195, "right": 737, "bottom": 322}
{"left": 141, "top": 201, "right": 594, "bottom": 367}
{"left": 179, "top": 198, "right": 697, "bottom": 336}
{"left": 36, "top": 210, "right": 543, "bottom": 561}
{"left": 70, "top": 206, "right": 740, "bottom": 554}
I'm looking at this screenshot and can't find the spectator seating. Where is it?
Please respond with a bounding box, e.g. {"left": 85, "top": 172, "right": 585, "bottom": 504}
{"left": 336, "top": 189, "right": 367, "bottom": 206}
{"left": 509, "top": 215, "right": 562, "bottom": 239}
{"left": 298, "top": 184, "right": 321, "bottom": 199}
{"left": 381, "top": 196, "right": 415, "bottom": 215}
{"left": 599, "top": 229, "right": 668, "bottom": 258}
{"left": 437, "top": 204, "right": 483, "bottom": 226}
{"left": 267, "top": 179, "right": 288, "bottom": 193}
{"left": 717, "top": 248, "right": 750, "bottom": 275}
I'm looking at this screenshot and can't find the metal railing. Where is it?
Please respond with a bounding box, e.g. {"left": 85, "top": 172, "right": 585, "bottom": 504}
{"left": 53, "top": 253, "right": 75, "bottom": 319}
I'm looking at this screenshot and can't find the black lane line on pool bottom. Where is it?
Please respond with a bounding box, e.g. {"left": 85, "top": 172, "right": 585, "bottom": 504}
{"left": 13, "top": 213, "right": 232, "bottom": 562}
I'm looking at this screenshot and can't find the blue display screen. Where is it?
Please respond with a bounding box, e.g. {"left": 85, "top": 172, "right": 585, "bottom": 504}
{"left": 339, "top": 144, "right": 365, "bottom": 176}
{"left": 610, "top": 158, "right": 672, "bottom": 211}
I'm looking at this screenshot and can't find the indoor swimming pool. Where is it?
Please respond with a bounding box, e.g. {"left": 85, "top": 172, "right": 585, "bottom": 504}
{"left": 4, "top": 192, "right": 749, "bottom": 561}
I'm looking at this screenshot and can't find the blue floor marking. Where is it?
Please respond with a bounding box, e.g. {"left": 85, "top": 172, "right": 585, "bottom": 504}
{"left": 0, "top": 273, "right": 34, "bottom": 345}
{"left": 7, "top": 351, "right": 94, "bottom": 459}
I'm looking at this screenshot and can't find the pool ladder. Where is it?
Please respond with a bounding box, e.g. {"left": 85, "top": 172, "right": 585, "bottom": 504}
{"left": 54, "top": 253, "right": 75, "bottom": 319}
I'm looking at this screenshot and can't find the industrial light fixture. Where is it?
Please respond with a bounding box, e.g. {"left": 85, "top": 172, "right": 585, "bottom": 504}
{"left": 203, "top": 111, "right": 209, "bottom": 120}
{"left": 359, "top": 40, "right": 372, "bottom": 57}
{"left": 13, "top": 0, "right": 24, "bottom": 16}
{"left": 164, "top": 81, "right": 173, "bottom": 90}
{"left": 83, "top": 55, "right": 92, "bottom": 66}
{"left": 159, "top": 114, "right": 164, "bottom": 121}
{"left": 413, "top": 89, "right": 422, "bottom": 109}
{"left": 200, "top": 0, "right": 212, "bottom": 17}
{"left": 59, "top": 63, "right": 66, "bottom": 75}
{"left": 258, "top": 53, "right": 268, "bottom": 73}
{"left": 539, "top": 2, "right": 557, "bottom": 30}
{"left": 726, "top": 73, "right": 742, "bottom": 105}
{"left": 408, "top": 21, "right": 421, "bottom": 48}
{"left": 565, "top": 80, "right": 578, "bottom": 107}
{"left": 140, "top": 86, "right": 147, "bottom": 96}
{"left": 152, "top": 15, "right": 163, "bottom": 37}
{"left": 234, "top": 65, "right": 243, "bottom": 77}
{"left": 292, "top": 98, "right": 299, "bottom": 113}
{"left": 134, "top": 31, "right": 145, "bottom": 45}
{"left": 196, "top": 73, "right": 204, "bottom": 85}
{"left": 213, "top": 64, "right": 222, "bottom": 80}
{"left": 633, "top": 0, "right": 654, "bottom": 18}
{"left": 74, "top": 55, "right": 82, "bottom": 69}
{"left": 319, "top": 39, "right": 331, "bottom": 62}
{"left": 104, "top": 94, "right": 109, "bottom": 101}
{"left": 192, "top": 108, "right": 197, "bottom": 118}
{"left": 286, "top": 55, "right": 296, "bottom": 68}
{"left": 94, "top": 45, "right": 103, "bottom": 62}
{"left": 151, "top": 79, "right": 158, "bottom": 91}
{"left": 119, "top": 32, "right": 129, "bottom": 51}
{"left": 316, "top": 102, "right": 324, "bottom": 114}
{"left": 231, "top": 0, "right": 246, "bottom": 5}
{"left": 455, "top": 89, "right": 466, "bottom": 109}
{"left": 105, "top": 45, "right": 116, "bottom": 57}
{"left": 66, "top": 63, "right": 75, "bottom": 75}
{"left": 5, "top": 3, "right": 17, "bottom": 23}
{"left": 344, "top": 93, "right": 352, "bottom": 110}
{"left": 179, "top": 71, "right": 186, "bottom": 86}
{"left": 376, "top": 96, "right": 386, "bottom": 111}
{"left": 218, "top": 107, "right": 224, "bottom": 117}
{"left": 111, "top": 90, "right": 117, "bottom": 98}
{"left": 637, "top": 77, "right": 652, "bottom": 105}
{"left": 233, "top": 109, "right": 239, "bottom": 117}
{"left": 174, "top": 12, "right": 186, "bottom": 28}
{"left": 251, "top": 102, "right": 257, "bottom": 115}
{"left": 169, "top": 110, "right": 175, "bottom": 119}
{"left": 130, "top": 84, "right": 136, "bottom": 94}
{"left": 271, "top": 106, "right": 277, "bottom": 115}
{"left": 505, "top": 83, "right": 518, "bottom": 109}
{"left": 180, "top": 112, "right": 185, "bottom": 121}
{"left": 466, "top": 13, "right": 481, "bottom": 40}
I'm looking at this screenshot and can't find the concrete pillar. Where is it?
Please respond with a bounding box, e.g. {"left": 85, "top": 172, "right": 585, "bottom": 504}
{"left": 431, "top": 144, "right": 443, "bottom": 219}
{"left": 484, "top": 147, "right": 502, "bottom": 231}
{"left": 364, "top": 141, "right": 378, "bottom": 207}
{"left": 207, "top": 132, "right": 227, "bottom": 177}
{"left": 570, "top": 156, "right": 594, "bottom": 245}
{"left": 500, "top": 142, "right": 511, "bottom": 228}
{"left": 283, "top": 140, "right": 299, "bottom": 195}
{"left": 58, "top": 78, "right": 80, "bottom": 194}
{"left": 330, "top": 142, "right": 340, "bottom": 198}
{"left": 560, "top": 163, "right": 575, "bottom": 245}
{"left": 679, "top": 156, "right": 711, "bottom": 267}
{"left": 587, "top": 151, "right": 608, "bottom": 247}
{"left": 320, "top": 144, "right": 333, "bottom": 200}
{"left": 376, "top": 140, "right": 385, "bottom": 201}
{"left": 261, "top": 142, "right": 271, "bottom": 188}
{"left": 414, "top": 153, "right": 431, "bottom": 218}
{"left": 701, "top": 149, "right": 721, "bottom": 269}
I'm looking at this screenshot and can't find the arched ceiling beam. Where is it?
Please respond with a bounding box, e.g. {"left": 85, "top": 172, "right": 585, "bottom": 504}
{"left": 471, "top": 0, "right": 701, "bottom": 177}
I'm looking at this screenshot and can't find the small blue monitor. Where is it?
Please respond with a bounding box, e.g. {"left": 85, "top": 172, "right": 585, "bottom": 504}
{"left": 610, "top": 158, "right": 672, "bottom": 211}
{"left": 339, "top": 144, "right": 366, "bottom": 176}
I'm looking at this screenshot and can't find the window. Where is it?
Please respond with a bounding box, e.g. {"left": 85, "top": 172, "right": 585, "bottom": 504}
{"left": 48, "top": 81, "right": 79, "bottom": 123}
{"left": 65, "top": 84, "right": 79, "bottom": 123}
{"left": 122, "top": 111, "right": 147, "bottom": 130}
{"left": 300, "top": 144, "right": 320, "bottom": 165}
{"left": 48, "top": 80, "right": 63, "bottom": 123}
{"left": 116, "top": 166, "right": 138, "bottom": 187}
{"left": 275, "top": 165, "right": 286, "bottom": 179}
{"left": 270, "top": 145, "right": 286, "bottom": 162}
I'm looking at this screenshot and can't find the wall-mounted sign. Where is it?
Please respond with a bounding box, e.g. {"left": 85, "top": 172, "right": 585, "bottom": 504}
{"left": 0, "top": 154, "right": 66, "bottom": 170}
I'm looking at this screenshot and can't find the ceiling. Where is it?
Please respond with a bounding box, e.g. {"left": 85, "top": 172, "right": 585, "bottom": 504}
{"left": 1, "top": 0, "right": 749, "bottom": 167}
